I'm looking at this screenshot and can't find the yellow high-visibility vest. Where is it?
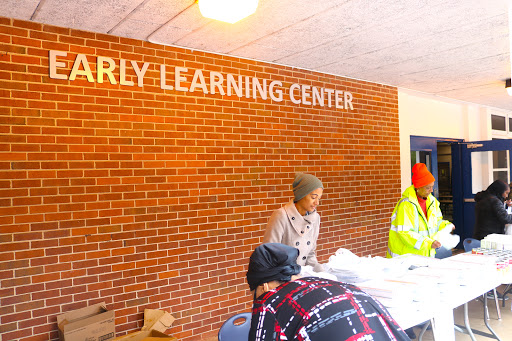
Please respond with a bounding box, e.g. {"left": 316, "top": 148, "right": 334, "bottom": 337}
{"left": 387, "top": 185, "right": 453, "bottom": 258}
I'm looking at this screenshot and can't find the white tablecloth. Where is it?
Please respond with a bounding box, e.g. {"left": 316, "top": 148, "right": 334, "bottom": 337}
{"left": 325, "top": 252, "right": 503, "bottom": 341}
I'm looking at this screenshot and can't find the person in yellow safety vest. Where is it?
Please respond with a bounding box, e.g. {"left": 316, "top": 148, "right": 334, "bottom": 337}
{"left": 387, "top": 163, "right": 454, "bottom": 258}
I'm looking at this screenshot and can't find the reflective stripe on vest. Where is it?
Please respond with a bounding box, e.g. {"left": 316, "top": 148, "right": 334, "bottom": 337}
{"left": 414, "top": 236, "right": 425, "bottom": 250}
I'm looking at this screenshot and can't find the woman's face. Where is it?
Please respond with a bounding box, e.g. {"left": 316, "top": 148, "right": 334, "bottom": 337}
{"left": 296, "top": 187, "right": 323, "bottom": 213}
{"left": 503, "top": 188, "right": 510, "bottom": 199}
{"left": 416, "top": 181, "right": 434, "bottom": 199}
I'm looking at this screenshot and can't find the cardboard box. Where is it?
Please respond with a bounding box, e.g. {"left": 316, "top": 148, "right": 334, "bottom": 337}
{"left": 57, "top": 302, "right": 115, "bottom": 341}
{"left": 112, "top": 309, "right": 176, "bottom": 341}
{"left": 111, "top": 330, "right": 177, "bottom": 341}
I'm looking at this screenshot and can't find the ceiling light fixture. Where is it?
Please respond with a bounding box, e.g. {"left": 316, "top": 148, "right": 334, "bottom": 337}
{"left": 507, "top": 79, "right": 512, "bottom": 96}
{"left": 198, "top": 0, "right": 258, "bottom": 24}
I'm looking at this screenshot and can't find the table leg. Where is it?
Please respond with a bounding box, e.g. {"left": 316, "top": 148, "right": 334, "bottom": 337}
{"left": 492, "top": 288, "right": 501, "bottom": 320}
{"left": 463, "top": 302, "right": 477, "bottom": 341}
{"left": 484, "top": 293, "right": 490, "bottom": 320}
{"left": 418, "top": 320, "right": 430, "bottom": 341}
{"left": 483, "top": 293, "right": 502, "bottom": 341}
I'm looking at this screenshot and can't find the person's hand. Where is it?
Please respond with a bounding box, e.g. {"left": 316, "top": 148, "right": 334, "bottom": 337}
{"left": 431, "top": 240, "right": 442, "bottom": 249}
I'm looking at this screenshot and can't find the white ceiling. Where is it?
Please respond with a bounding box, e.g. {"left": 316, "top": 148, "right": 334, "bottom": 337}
{"left": 2, "top": 0, "right": 512, "bottom": 110}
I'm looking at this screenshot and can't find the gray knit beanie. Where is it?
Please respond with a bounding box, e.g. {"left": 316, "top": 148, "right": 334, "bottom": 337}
{"left": 292, "top": 173, "right": 323, "bottom": 202}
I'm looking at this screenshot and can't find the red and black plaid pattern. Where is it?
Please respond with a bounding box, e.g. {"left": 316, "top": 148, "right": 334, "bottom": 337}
{"left": 250, "top": 277, "right": 410, "bottom": 341}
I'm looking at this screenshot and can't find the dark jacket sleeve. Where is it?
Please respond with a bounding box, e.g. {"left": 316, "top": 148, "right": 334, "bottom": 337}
{"left": 491, "top": 197, "right": 512, "bottom": 225}
{"left": 474, "top": 194, "right": 512, "bottom": 240}
{"left": 473, "top": 195, "right": 512, "bottom": 240}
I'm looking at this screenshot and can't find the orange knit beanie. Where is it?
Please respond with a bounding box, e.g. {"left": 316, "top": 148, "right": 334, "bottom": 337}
{"left": 411, "top": 163, "right": 435, "bottom": 188}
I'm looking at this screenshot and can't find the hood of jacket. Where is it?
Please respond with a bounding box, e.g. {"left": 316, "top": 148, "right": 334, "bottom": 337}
{"left": 402, "top": 185, "right": 429, "bottom": 204}
{"left": 476, "top": 180, "right": 508, "bottom": 203}
{"left": 474, "top": 190, "right": 504, "bottom": 203}
{"left": 474, "top": 190, "right": 489, "bottom": 203}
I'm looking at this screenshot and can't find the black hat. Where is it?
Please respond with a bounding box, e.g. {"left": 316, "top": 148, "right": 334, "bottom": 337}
{"left": 246, "top": 243, "right": 301, "bottom": 291}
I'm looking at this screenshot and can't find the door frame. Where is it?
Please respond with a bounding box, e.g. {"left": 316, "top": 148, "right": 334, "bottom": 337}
{"left": 410, "top": 136, "right": 463, "bottom": 198}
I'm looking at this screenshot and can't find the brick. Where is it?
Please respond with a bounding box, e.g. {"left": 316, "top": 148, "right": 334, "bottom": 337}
{"left": 11, "top": 162, "right": 41, "bottom": 170}
{"left": 0, "top": 17, "right": 403, "bottom": 341}
{"left": 0, "top": 322, "right": 17, "bottom": 334}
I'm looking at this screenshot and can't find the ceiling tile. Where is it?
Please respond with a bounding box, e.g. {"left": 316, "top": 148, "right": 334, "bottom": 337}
{"left": 0, "top": 0, "right": 39, "bottom": 20}
{"left": 32, "top": 0, "right": 143, "bottom": 33}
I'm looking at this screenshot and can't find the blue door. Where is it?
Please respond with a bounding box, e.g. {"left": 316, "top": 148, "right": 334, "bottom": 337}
{"left": 452, "top": 140, "right": 512, "bottom": 244}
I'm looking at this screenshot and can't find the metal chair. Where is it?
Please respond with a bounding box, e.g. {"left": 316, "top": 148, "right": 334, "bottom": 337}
{"left": 463, "top": 238, "right": 481, "bottom": 252}
{"left": 434, "top": 246, "right": 452, "bottom": 259}
{"left": 218, "top": 312, "right": 252, "bottom": 341}
{"left": 501, "top": 284, "right": 512, "bottom": 308}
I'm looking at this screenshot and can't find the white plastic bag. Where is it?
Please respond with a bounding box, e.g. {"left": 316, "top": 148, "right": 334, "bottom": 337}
{"left": 505, "top": 224, "right": 512, "bottom": 235}
{"left": 506, "top": 206, "right": 512, "bottom": 235}
{"left": 435, "top": 224, "right": 460, "bottom": 250}
{"left": 300, "top": 265, "right": 338, "bottom": 281}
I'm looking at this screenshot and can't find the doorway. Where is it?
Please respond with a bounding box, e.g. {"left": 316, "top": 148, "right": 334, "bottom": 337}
{"left": 410, "top": 136, "right": 461, "bottom": 201}
{"left": 410, "top": 136, "right": 462, "bottom": 239}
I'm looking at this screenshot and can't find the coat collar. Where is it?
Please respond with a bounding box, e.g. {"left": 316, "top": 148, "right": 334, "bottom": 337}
{"left": 284, "top": 200, "right": 319, "bottom": 234}
{"left": 403, "top": 185, "right": 434, "bottom": 222}
{"left": 403, "top": 185, "right": 433, "bottom": 206}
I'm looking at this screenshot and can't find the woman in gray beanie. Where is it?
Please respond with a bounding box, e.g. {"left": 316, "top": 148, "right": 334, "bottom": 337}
{"left": 263, "top": 173, "right": 324, "bottom": 272}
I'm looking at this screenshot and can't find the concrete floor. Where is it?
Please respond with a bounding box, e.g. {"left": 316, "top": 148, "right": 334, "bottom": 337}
{"left": 412, "top": 284, "right": 512, "bottom": 341}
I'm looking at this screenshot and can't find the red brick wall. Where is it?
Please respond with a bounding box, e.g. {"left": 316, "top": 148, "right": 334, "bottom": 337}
{"left": 0, "top": 17, "right": 401, "bottom": 341}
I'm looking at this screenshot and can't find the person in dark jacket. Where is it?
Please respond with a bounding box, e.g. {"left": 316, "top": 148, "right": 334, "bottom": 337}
{"left": 246, "top": 243, "right": 410, "bottom": 341}
{"left": 473, "top": 180, "right": 512, "bottom": 240}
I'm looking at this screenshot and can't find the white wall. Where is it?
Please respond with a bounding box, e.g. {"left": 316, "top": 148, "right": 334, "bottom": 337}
{"left": 398, "top": 89, "right": 501, "bottom": 192}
